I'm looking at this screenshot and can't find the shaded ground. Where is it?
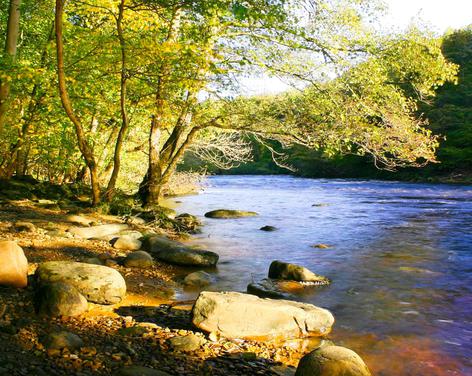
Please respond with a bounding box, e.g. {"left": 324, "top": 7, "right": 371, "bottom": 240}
{"left": 0, "top": 197, "right": 302, "bottom": 375}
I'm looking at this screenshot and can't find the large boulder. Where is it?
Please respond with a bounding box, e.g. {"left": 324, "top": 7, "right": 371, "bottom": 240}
{"left": 268, "top": 261, "right": 330, "bottom": 285}
{"left": 295, "top": 345, "right": 371, "bottom": 376}
{"left": 144, "top": 236, "right": 218, "bottom": 267}
{"left": 123, "top": 251, "right": 154, "bottom": 269}
{"left": 35, "top": 261, "right": 126, "bottom": 304}
{"left": 36, "top": 282, "right": 88, "bottom": 317}
{"left": 0, "top": 241, "right": 28, "bottom": 288}
{"left": 204, "top": 209, "right": 258, "bottom": 219}
{"left": 192, "top": 291, "right": 334, "bottom": 341}
{"left": 68, "top": 224, "right": 128, "bottom": 239}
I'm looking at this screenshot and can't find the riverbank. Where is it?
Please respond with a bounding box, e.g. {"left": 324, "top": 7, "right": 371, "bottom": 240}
{"left": 0, "top": 185, "right": 307, "bottom": 375}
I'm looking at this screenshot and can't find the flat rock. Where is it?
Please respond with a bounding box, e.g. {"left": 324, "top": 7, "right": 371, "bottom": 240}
{"left": 36, "top": 282, "right": 88, "bottom": 317}
{"left": 204, "top": 209, "right": 258, "bottom": 219}
{"left": 268, "top": 261, "right": 330, "bottom": 284}
{"left": 65, "top": 214, "right": 92, "bottom": 226}
{"left": 68, "top": 224, "right": 128, "bottom": 239}
{"left": 295, "top": 345, "right": 371, "bottom": 376}
{"left": 112, "top": 235, "right": 142, "bottom": 251}
{"left": 145, "top": 236, "right": 218, "bottom": 266}
{"left": 35, "top": 261, "right": 126, "bottom": 304}
{"left": 192, "top": 291, "right": 334, "bottom": 341}
{"left": 123, "top": 251, "right": 153, "bottom": 268}
{"left": 0, "top": 241, "right": 28, "bottom": 288}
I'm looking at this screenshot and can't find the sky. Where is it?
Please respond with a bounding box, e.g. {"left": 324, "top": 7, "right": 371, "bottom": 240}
{"left": 241, "top": 0, "right": 472, "bottom": 96}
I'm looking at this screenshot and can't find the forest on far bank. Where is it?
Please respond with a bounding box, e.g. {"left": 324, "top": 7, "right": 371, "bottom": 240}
{"left": 0, "top": 1, "right": 467, "bottom": 210}
{"left": 183, "top": 26, "right": 472, "bottom": 184}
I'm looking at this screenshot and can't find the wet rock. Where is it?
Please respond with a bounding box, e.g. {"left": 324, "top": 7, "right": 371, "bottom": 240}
{"left": 295, "top": 345, "right": 371, "bottom": 376}
{"left": 13, "top": 221, "right": 36, "bottom": 233}
{"left": 247, "top": 278, "right": 302, "bottom": 299}
{"left": 116, "top": 366, "right": 171, "bottom": 376}
{"left": 192, "top": 291, "right": 334, "bottom": 341}
{"left": 112, "top": 235, "right": 142, "bottom": 251}
{"left": 168, "top": 334, "right": 205, "bottom": 352}
{"left": 311, "top": 244, "right": 331, "bottom": 249}
{"left": 0, "top": 241, "right": 28, "bottom": 288}
{"left": 204, "top": 209, "right": 258, "bottom": 219}
{"left": 145, "top": 236, "right": 218, "bottom": 266}
{"left": 183, "top": 271, "right": 212, "bottom": 287}
{"left": 42, "top": 331, "right": 84, "bottom": 350}
{"left": 35, "top": 261, "right": 126, "bottom": 304}
{"left": 123, "top": 251, "right": 153, "bottom": 268}
{"left": 68, "top": 224, "right": 128, "bottom": 239}
{"left": 35, "top": 282, "right": 88, "bottom": 317}
{"left": 268, "top": 261, "right": 330, "bottom": 284}
{"left": 260, "top": 225, "right": 277, "bottom": 231}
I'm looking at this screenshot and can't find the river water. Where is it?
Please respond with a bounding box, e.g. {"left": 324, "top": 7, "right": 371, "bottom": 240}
{"left": 175, "top": 175, "right": 472, "bottom": 375}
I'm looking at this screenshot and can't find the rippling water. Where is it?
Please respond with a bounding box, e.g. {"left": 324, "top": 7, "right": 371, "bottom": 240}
{"left": 175, "top": 175, "right": 472, "bottom": 375}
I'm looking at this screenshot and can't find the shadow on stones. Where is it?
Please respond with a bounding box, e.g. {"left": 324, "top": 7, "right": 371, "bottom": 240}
{"left": 115, "top": 304, "right": 196, "bottom": 332}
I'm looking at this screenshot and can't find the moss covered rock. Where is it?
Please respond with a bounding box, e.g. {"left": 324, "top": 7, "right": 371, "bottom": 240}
{"left": 204, "top": 209, "right": 258, "bottom": 219}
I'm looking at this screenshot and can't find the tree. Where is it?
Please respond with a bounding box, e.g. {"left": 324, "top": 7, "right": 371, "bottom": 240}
{"left": 55, "top": 0, "right": 101, "bottom": 205}
{"left": 0, "top": 0, "right": 21, "bottom": 139}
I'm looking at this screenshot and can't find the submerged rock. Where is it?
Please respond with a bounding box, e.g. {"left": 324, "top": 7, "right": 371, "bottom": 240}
{"left": 204, "top": 209, "right": 258, "bottom": 219}
{"left": 144, "top": 236, "right": 218, "bottom": 266}
{"left": 295, "top": 345, "right": 371, "bottom": 376}
{"left": 268, "top": 260, "right": 330, "bottom": 285}
{"left": 35, "top": 282, "right": 88, "bottom": 317}
{"left": 260, "top": 225, "right": 277, "bottom": 231}
{"left": 0, "top": 241, "right": 28, "bottom": 288}
{"left": 192, "top": 291, "right": 334, "bottom": 341}
{"left": 35, "top": 261, "right": 126, "bottom": 304}
{"left": 183, "top": 271, "right": 212, "bottom": 287}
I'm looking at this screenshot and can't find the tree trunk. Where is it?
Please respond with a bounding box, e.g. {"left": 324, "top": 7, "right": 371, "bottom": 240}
{"left": 105, "top": 0, "right": 129, "bottom": 201}
{"left": 0, "top": 0, "right": 21, "bottom": 139}
{"left": 55, "top": 0, "right": 100, "bottom": 205}
{"left": 140, "top": 8, "right": 181, "bottom": 207}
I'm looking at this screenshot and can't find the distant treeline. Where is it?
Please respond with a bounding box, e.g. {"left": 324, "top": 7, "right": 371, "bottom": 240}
{"left": 182, "top": 26, "right": 472, "bottom": 183}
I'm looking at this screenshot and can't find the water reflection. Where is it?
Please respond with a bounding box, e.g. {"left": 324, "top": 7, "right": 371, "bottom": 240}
{"left": 176, "top": 175, "right": 472, "bottom": 375}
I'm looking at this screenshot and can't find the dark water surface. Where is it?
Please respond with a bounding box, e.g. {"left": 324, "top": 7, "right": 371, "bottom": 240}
{"left": 175, "top": 175, "right": 472, "bottom": 375}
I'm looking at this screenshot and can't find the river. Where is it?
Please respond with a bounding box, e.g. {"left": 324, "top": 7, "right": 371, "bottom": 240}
{"left": 174, "top": 175, "right": 472, "bottom": 375}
